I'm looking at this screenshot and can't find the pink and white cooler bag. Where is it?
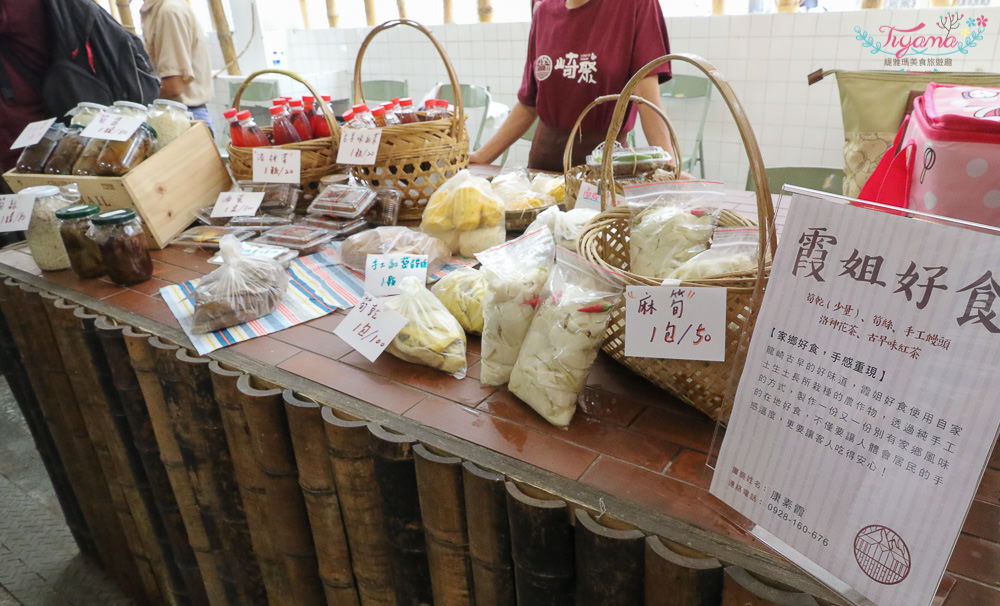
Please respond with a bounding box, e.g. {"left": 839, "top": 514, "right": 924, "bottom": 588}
{"left": 859, "top": 82, "right": 1000, "bottom": 225}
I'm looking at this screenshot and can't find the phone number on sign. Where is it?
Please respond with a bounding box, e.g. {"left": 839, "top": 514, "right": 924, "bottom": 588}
{"left": 767, "top": 503, "right": 830, "bottom": 546}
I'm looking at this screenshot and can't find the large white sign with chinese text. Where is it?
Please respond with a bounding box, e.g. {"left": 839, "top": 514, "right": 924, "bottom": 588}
{"left": 711, "top": 193, "right": 1000, "bottom": 606}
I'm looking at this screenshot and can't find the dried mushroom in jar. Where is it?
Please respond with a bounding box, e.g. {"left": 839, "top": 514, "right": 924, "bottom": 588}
{"left": 87, "top": 209, "right": 153, "bottom": 286}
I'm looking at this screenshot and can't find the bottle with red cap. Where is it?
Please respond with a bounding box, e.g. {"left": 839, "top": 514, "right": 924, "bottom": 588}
{"left": 236, "top": 110, "right": 271, "bottom": 147}
{"left": 287, "top": 99, "right": 314, "bottom": 140}
{"left": 271, "top": 98, "right": 290, "bottom": 116}
{"left": 371, "top": 106, "right": 388, "bottom": 128}
{"left": 397, "top": 98, "right": 419, "bottom": 124}
{"left": 381, "top": 102, "right": 401, "bottom": 126}
{"left": 351, "top": 104, "right": 377, "bottom": 128}
{"left": 310, "top": 95, "right": 333, "bottom": 137}
{"left": 424, "top": 99, "right": 449, "bottom": 121}
{"left": 269, "top": 105, "right": 301, "bottom": 145}
{"left": 223, "top": 108, "right": 244, "bottom": 146}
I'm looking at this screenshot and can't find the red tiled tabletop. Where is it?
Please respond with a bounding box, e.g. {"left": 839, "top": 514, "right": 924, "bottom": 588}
{"left": 1, "top": 195, "right": 996, "bottom": 606}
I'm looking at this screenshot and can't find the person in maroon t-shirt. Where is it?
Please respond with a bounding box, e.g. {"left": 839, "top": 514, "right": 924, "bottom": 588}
{"left": 0, "top": 0, "right": 49, "bottom": 179}
{"left": 470, "top": 0, "right": 675, "bottom": 172}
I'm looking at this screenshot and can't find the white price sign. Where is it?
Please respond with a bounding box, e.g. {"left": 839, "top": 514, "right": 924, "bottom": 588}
{"left": 210, "top": 191, "right": 265, "bottom": 218}
{"left": 0, "top": 194, "right": 33, "bottom": 232}
{"left": 334, "top": 292, "right": 408, "bottom": 362}
{"left": 252, "top": 148, "right": 302, "bottom": 184}
{"left": 574, "top": 181, "right": 623, "bottom": 210}
{"left": 623, "top": 285, "right": 726, "bottom": 361}
{"left": 10, "top": 118, "right": 56, "bottom": 150}
{"left": 336, "top": 128, "right": 382, "bottom": 165}
{"left": 81, "top": 112, "right": 144, "bottom": 141}
{"left": 364, "top": 253, "right": 428, "bottom": 296}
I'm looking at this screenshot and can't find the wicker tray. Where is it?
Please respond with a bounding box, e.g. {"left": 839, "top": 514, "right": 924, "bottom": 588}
{"left": 563, "top": 94, "right": 682, "bottom": 205}
{"left": 349, "top": 19, "right": 470, "bottom": 222}
{"left": 227, "top": 69, "right": 343, "bottom": 202}
{"left": 578, "top": 53, "right": 776, "bottom": 424}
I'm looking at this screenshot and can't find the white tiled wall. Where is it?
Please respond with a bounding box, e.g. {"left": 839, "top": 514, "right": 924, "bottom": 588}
{"left": 212, "top": 8, "right": 1000, "bottom": 189}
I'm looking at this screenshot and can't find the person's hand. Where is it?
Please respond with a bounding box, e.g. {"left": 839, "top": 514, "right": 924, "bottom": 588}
{"left": 469, "top": 149, "right": 487, "bottom": 165}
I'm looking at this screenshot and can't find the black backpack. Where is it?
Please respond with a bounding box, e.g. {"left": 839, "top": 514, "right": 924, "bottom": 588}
{"left": 1, "top": 0, "right": 161, "bottom": 118}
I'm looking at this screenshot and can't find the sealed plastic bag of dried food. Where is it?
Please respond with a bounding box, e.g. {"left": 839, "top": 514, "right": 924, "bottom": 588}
{"left": 384, "top": 276, "right": 468, "bottom": 377}
{"left": 341, "top": 226, "right": 451, "bottom": 274}
{"left": 508, "top": 248, "right": 624, "bottom": 427}
{"left": 491, "top": 170, "right": 553, "bottom": 211}
{"left": 625, "top": 181, "right": 724, "bottom": 280}
{"left": 190, "top": 234, "right": 289, "bottom": 334}
{"left": 475, "top": 228, "right": 556, "bottom": 386}
{"left": 430, "top": 267, "right": 487, "bottom": 334}
{"left": 421, "top": 169, "right": 505, "bottom": 255}
{"left": 524, "top": 206, "right": 598, "bottom": 251}
{"left": 670, "top": 226, "right": 759, "bottom": 281}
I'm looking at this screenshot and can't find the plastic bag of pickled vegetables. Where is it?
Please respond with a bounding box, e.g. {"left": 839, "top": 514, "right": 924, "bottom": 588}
{"left": 421, "top": 169, "right": 506, "bottom": 256}
{"left": 508, "top": 247, "right": 624, "bottom": 427}
{"left": 475, "top": 227, "right": 556, "bottom": 386}
{"left": 383, "top": 275, "right": 468, "bottom": 377}
{"left": 670, "top": 226, "right": 758, "bottom": 281}
{"left": 430, "top": 267, "right": 487, "bottom": 334}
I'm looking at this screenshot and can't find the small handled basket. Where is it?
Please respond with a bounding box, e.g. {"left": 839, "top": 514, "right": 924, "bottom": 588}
{"left": 563, "top": 93, "right": 683, "bottom": 205}
{"left": 350, "top": 19, "right": 470, "bottom": 221}
{"left": 578, "top": 53, "right": 775, "bottom": 424}
{"left": 227, "top": 69, "right": 343, "bottom": 200}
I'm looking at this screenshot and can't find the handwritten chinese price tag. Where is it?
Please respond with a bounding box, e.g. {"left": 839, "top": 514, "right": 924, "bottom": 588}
{"left": 334, "top": 292, "right": 408, "bottom": 362}
{"left": 574, "top": 182, "right": 624, "bottom": 210}
{"left": 252, "top": 148, "right": 302, "bottom": 184}
{"left": 10, "top": 118, "right": 56, "bottom": 150}
{"left": 336, "top": 128, "right": 382, "bottom": 165}
{"left": 81, "top": 112, "right": 144, "bottom": 141}
{"left": 210, "top": 191, "right": 265, "bottom": 218}
{"left": 0, "top": 194, "right": 33, "bottom": 232}
{"left": 364, "top": 253, "right": 428, "bottom": 296}
{"left": 623, "top": 285, "right": 726, "bottom": 361}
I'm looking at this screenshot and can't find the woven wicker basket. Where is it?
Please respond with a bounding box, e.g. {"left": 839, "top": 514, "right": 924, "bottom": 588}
{"left": 563, "top": 94, "right": 682, "bottom": 205}
{"left": 349, "top": 19, "right": 470, "bottom": 221}
{"left": 578, "top": 53, "right": 776, "bottom": 424}
{"left": 227, "top": 69, "right": 343, "bottom": 200}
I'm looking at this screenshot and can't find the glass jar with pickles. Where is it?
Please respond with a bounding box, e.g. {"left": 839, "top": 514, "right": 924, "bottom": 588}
{"left": 73, "top": 100, "right": 149, "bottom": 176}
{"left": 55, "top": 204, "right": 105, "bottom": 279}
{"left": 96, "top": 123, "right": 158, "bottom": 176}
{"left": 87, "top": 209, "right": 153, "bottom": 285}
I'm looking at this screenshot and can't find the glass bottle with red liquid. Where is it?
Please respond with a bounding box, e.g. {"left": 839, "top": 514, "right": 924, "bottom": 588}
{"left": 287, "top": 99, "right": 314, "bottom": 140}
{"left": 236, "top": 110, "right": 271, "bottom": 147}
{"left": 309, "top": 95, "right": 333, "bottom": 138}
{"left": 269, "top": 105, "right": 301, "bottom": 145}
{"left": 397, "top": 98, "right": 419, "bottom": 124}
{"left": 223, "top": 108, "right": 244, "bottom": 146}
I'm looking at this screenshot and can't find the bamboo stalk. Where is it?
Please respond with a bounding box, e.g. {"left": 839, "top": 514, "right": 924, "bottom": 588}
{"left": 645, "top": 536, "right": 723, "bottom": 606}
{"left": 116, "top": 0, "right": 136, "bottom": 33}
{"left": 205, "top": 0, "right": 241, "bottom": 75}
{"left": 462, "top": 462, "right": 516, "bottom": 605}
{"left": 107, "top": 0, "right": 120, "bottom": 22}
{"left": 299, "top": 0, "right": 310, "bottom": 28}
{"left": 396, "top": 0, "right": 407, "bottom": 19}
{"left": 364, "top": 0, "right": 375, "bottom": 26}
{"left": 477, "top": 0, "right": 492, "bottom": 22}
{"left": 574, "top": 509, "right": 645, "bottom": 606}
{"left": 325, "top": 0, "right": 338, "bottom": 27}
{"left": 506, "top": 481, "right": 575, "bottom": 605}
{"left": 443, "top": 0, "right": 454, "bottom": 23}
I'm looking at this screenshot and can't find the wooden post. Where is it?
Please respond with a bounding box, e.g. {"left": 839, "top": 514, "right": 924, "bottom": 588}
{"left": 397, "top": 0, "right": 407, "bottom": 19}
{"left": 364, "top": 0, "right": 376, "bottom": 26}
{"left": 326, "top": 0, "right": 338, "bottom": 27}
{"left": 477, "top": 0, "right": 492, "bottom": 22}
{"left": 116, "top": 0, "right": 136, "bottom": 33}
{"left": 206, "top": 0, "right": 241, "bottom": 75}
{"left": 299, "top": 0, "right": 310, "bottom": 28}
{"left": 443, "top": 0, "right": 454, "bottom": 23}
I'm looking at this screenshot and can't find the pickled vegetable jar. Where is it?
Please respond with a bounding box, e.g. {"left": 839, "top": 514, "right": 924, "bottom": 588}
{"left": 96, "top": 123, "right": 158, "bottom": 176}
{"left": 55, "top": 203, "right": 105, "bottom": 279}
{"left": 43, "top": 125, "right": 90, "bottom": 175}
{"left": 67, "top": 102, "right": 108, "bottom": 127}
{"left": 16, "top": 124, "right": 67, "bottom": 173}
{"left": 22, "top": 185, "right": 72, "bottom": 271}
{"left": 87, "top": 209, "right": 153, "bottom": 285}
{"left": 147, "top": 98, "right": 190, "bottom": 147}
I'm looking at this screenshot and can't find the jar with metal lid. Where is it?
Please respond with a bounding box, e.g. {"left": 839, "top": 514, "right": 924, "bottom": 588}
{"left": 43, "top": 125, "right": 90, "bottom": 175}
{"left": 15, "top": 123, "right": 67, "bottom": 173}
{"left": 55, "top": 203, "right": 105, "bottom": 279}
{"left": 96, "top": 123, "right": 158, "bottom": 176}
{"left": 66, "top": 102, "right": 108, "bottom": 127}
{"left": 110, "top": 100, "right": 149, "bottom": 119}
{"left": 87, "top": 209, "right": 153, "bottom": 285}
{"left": 22, "top": 185, "right": 72, "bottom": 271}
{"left": 146, "top": 98, "right": 191, "bottom": 147}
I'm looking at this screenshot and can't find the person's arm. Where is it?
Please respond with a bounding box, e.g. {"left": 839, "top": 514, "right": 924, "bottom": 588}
{"left": 159, "top": 75, "right": 187, "bottom": 99}
{"left": 469, "top": 102, "right": 538, "bottom": 165}
{"left": 633, "top": 74, "right": 673, "bottom": 158}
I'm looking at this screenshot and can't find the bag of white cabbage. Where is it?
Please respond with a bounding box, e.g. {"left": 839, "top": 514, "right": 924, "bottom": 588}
{"left": 475, "top": 227, "right": 556, "bottom": 386}
{"left": 524, "top": 206, "right": 599, "bottom": 251}
{"left": 383, "top": 275, "right": 468, "bottom": 378}
{"left": 625, "top": 181, "right": 725, "bottom": 280}
{"left": 508, "top": 248, "right": 625, "bottom": 427}
{"left": 420, "top": 169, "right": 506, "bottom": 256}
{"left": 670, "top": 226, "right": 758, "bottom": 281}
{"left": 430, "top": 267, "right": 486, "bottom": 334}
{"left": 491, "top": 170, "right": 554, "bottom": 212}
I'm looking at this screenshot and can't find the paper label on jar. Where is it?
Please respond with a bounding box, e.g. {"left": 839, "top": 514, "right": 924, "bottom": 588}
{"left": 81, "top": 113, "right": 144, "bottom": 141}
{"left": 252, "top": 148, "right": 302, "bottom": 184}
{"left": 10, "top": 118, "right": 57, "bottom": 150}
{"left": 210, "top": 191, "right": 265, "bottom": 218}
{"left": 0, "top": 194, "right": 33, "bottom": 232}
{"left": 337, "top": 128, "right": 382, "bottom": 165}
{"left": 334, "top": 292, "right": 408, "bottom": 362}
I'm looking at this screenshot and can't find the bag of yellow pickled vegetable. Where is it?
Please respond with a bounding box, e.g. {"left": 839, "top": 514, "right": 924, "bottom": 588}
{"left": 430, "top": 267, "right": 486, "bottom": 334}
{"left": 383, "top": 275, "right": 468, "bottom": 377}
{"left": 421, "top": 169, "right": 505, "bottom": 256}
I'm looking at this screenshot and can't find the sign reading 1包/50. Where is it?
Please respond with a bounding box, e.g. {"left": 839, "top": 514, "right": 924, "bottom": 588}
{"left": 855, "top": 11, "right": 990, "bottom": 68}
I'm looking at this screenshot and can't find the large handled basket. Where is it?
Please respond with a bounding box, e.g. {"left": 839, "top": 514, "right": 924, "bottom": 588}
{"left": 350, "top": 19, "right": 470, "bottom": 221}
{"left": 563, "top": 93, "right": 682, "bottom": 204}
{"left": 578, "top": 53, "right": 775, "bottom": 424}
{"left": 227, "top": 69, "right": 343, "bottom": 199}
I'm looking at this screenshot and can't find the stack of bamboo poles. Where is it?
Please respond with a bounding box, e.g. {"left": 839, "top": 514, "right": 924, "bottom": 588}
{"left": 0, "top": 273, "right": 858, "bottom": 606}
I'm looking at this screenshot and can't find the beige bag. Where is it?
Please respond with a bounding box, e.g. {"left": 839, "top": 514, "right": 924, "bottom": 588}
{"left": 811, "top": 69, "right": 1000, "bottom": 197}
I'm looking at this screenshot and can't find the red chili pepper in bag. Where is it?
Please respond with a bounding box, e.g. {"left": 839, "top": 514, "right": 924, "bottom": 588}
{"left": 577, "top": 303, "right": 611, "bottom": 313}
{"left": 521, "top": 296, "right": 542, "bottom": 308}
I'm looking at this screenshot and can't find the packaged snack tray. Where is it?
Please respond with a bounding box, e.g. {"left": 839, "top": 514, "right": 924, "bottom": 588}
{"left": 295, "top": 215, "right": 368, "bottom": 238}
{"left": 252, "top": 225, "right": 334, "bottom": 255}
{"left": 307, "top": 183, "right": 378, "bottom": 219}
{"left": 173, "top": 226, "right": 257, "bottom": 249}
{"left": 236, "top": 181, "right": 301, "bottom": 212}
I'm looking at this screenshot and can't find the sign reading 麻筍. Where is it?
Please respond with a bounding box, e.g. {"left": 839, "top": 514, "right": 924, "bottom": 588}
{"left": 711, "top": 193, "right": 1000, "bottom": 606}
